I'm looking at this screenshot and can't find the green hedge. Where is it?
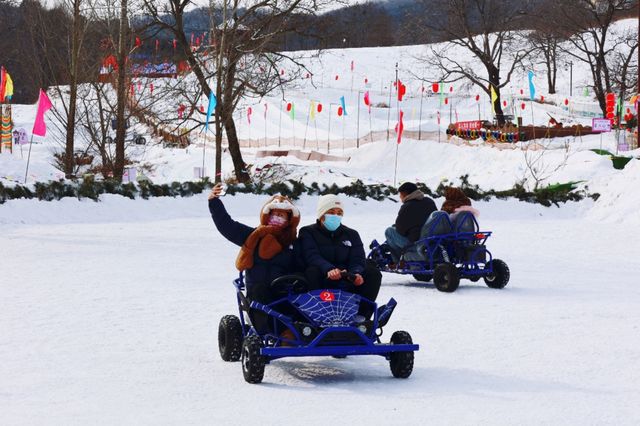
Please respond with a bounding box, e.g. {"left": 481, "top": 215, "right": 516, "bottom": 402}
{"left": 0, "top": 175, "right": 597, "bottom": 207}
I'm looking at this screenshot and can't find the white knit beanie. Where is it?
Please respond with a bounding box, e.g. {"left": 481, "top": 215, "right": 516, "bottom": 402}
{"left": 316, "top": 194, "right": 343, "bottom": 220}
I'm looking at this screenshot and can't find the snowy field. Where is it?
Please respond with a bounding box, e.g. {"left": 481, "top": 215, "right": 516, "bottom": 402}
{"left": 1, "top": 194, "right": 640, "bottom": 425}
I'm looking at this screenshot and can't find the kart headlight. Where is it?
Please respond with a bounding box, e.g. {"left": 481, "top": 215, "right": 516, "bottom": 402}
{"left": 357, "top": 325, "right": 367, "bottom": 334}
{"left": 302, "top": 326, "right": 313, "bottom": 337}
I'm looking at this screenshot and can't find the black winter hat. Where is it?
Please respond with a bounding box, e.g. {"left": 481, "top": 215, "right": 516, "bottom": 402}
{"left": 398, "top": 182, "right": 418, "bottom": 194}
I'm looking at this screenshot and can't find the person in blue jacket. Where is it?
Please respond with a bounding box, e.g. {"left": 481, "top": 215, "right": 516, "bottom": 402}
{"left": 208, "top": 184, "right": 301, "bottom": 328}
{"left": 299, "top": 194, "right": 382, "bottom": 316}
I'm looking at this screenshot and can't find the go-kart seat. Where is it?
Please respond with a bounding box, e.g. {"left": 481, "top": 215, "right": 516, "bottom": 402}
{"left": 403, "top": 211, "right": 453, "bottom": 262}
{"left": 450, "top": 211, "right": 478, "bottom": 234}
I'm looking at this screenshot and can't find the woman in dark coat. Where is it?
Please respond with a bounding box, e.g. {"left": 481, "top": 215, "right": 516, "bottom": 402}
{"left": 208, "top": 183, "right": 301, "bottom": 308}
{"left": 298, "top": 194, "right": 382, "bottom": 316}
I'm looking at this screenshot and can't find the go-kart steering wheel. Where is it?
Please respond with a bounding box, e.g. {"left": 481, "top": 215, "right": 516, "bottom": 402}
{"left": 270, "top": 275, "right": 309, "bottom": 294}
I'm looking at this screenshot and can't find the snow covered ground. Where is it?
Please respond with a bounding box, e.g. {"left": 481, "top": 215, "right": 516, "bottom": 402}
{"left": 1, "top": 194, "right": 640, "bottom": 425}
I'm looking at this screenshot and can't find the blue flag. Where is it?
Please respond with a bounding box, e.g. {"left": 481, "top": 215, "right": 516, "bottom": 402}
{"left": 528, "top": 71, "right": 536, "bottom": 101}
{"left": 204, "top": 90, "right": 217, "bottom": 132}
{"left": 340, "top": 96, "right": 347, "bottom": 116}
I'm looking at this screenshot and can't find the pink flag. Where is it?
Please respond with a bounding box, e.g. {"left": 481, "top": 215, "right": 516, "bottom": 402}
{"left": 247, "top": 107, "right": 252, "bottom": 124}
{"left": 32, "top": 89, "right": 52, "bottom": 136}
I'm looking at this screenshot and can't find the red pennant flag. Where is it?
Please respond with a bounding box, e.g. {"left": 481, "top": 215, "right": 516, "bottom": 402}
{"left": 247, "top": 107, "right": 252, "bottom": 124}
{"left": 395, "top": 110, "right": 404, "bottom": 144}
{"left": 397, "top": 80, "right": 406, "bottom": 101}
{"left": 364, "top": 91, "right": 370, "bottom": 106}
{"left": 155, "top": 39, "right": 159, "bottom": 51}
{"left": 135, "top": 37, "right": 141, "bottom": 47}
{"left": 172, "top": 39, "right": 177, "bottom": 50}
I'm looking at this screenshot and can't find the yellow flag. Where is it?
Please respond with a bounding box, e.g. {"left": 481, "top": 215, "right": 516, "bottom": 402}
{"left": 5, "top": 73, "right": 13, "bottom": 99}
{"left": 309, "top": 100, "right": 316, "bottom": 120}
{"left": 490, "top": 84, "right": 497, "bottom": 114}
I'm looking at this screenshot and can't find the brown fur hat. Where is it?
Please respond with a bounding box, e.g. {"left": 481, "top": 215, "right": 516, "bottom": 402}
{"left": 235, "top": 195, "right": 300, "bottom": 271}
{"left": 441, "top": 187, "right": 471, "bottom": 214}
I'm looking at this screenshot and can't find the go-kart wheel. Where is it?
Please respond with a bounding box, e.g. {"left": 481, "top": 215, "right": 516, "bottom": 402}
{"left": 242, "top": 335, "right": 265, "bottom": 384}
{"left": 433, "top": 263, "right": 460, "bottom": 292}
{"left": 412, "top": 274, "right": 433, "bottom": 282}
{"left": 389, "top": 331, "right": 414, "bottom": 378}
{"left": 270, "top": 275, "right": 308, "bottom": 294}
{"left": 218, "top": 315, "right": 243, "bottom": 362}
{"left": 484, "top": 259, "right": 510, "bottom": 289}
{"left": 468, "top": 276, "right": 481, "bottom": 282}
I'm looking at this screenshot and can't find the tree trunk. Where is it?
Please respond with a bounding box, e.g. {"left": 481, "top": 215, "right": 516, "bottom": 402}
{"left": 488, "top": 67, "right": 505, "bottom": 126}
{"left": 64, "top": 0, "right": 81, "bottom": 178}
{"left": 114, "top": 0, "right": 128, "bottom": 181}
{"left": 224, "top": 116, "right": 250, "bottom": 182}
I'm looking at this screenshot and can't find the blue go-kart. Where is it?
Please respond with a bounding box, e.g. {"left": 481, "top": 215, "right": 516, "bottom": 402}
{"left": 218, "top": 272, "right": 419, "bottom": 384}
{"left": 367, "top": 211, "right": 510, "bottom": 293}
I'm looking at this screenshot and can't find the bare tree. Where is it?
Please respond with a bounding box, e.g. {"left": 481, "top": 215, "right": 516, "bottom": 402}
{"left": 555, "top": 0, "right": 638, "bottom": 115}
{"left": 140, "top": 0, "right": 333, "bottom": 182}
{"left": 418, "top": 0, "right": 533, "bottom": 125}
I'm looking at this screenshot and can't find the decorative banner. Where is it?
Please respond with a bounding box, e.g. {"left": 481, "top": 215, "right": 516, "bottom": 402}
{"left": 309, "top": 101, "right": 316, "bottom": 120}
{"left": 339, "top": 96, "right": 347, "bottom": 116}
{"left": 528, "top": 70, "right": 536, "bottom": 101}
{"left": 490, "top": 84, "right": 497, "bottom": 113}
{"left": 398, "top": 80, "right": 406, "bottom": 101}
{"left": 204, "top": 91, "right": 216, "bottom": 131}
{"left": 455, "top": 120, "right": 482, "bottom": 131}
{"left": 395, "top": 110, "right": 404, "bottom": 144}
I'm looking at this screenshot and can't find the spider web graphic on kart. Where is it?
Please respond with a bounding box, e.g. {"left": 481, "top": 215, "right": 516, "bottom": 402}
{"left": 291, "top": 291, "right": 361, "bottom": 327}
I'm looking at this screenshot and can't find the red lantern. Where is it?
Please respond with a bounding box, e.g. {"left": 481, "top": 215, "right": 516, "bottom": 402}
{"left": 199, "top": 105, "right": 204, "bottom": 113}
{"left": 606, "top": 93, "right": 616, "bottom": 119}
{"left": 337, "top": 106, "right": 343, "bottom": 116}
{"left": 286, "top": 103, "right": 292, "bottom": 112}
{"left": 449, "top": 86, "right": 453, "bottom": 93}
{"left": 475, "top": 94, "right": 480, "bottom": 102}
{"left": 444, "top": 97, "right": 448, "bottom": 105}
{"left": 364, "top": 78, "right": 368, "bottom": 84}
{"left": 520, "top": 89, "right": 524, "bottom": 95}
{"left": 432, "top": 83, "right": 439, "bottom": 93}
{"left": 540, "top": 95, "right": 545, "bottom": 102}
{"left": 317, "top": 103, "right": 323, "bottom": 113}
{"left": 335, "top": 75, "right": 339, "bottom": 80}
{"left": 280, "top": 69, "right": 285, "bottom": 76}
{"left": 521, "top": 103, "right": 526, "bottom": 110}
{"left": 564, "top": 98, "right": 569, "bottom": 106}
{"left": 306, "top": 73, "right": 310, "bottom": 79}
{"left": 503, "top": 100, "right": 507, "bottom": 107}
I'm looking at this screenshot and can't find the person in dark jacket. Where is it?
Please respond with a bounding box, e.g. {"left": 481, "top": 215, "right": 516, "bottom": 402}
{"left": 208, "top": 183, "right": 301, "bottom": 312}
{"left": 299, "top": 194, "right": 382, "bottom": 315}
{"left": 384, "top": 182, "right": 437, "bottom": 262}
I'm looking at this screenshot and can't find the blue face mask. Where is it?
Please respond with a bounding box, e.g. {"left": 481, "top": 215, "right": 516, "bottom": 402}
{"left": 323, "top": 214, "right": 342, "bottom": 231}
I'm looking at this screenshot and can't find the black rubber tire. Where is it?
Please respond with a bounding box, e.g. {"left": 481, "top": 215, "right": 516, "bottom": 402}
{"left": 468, "top": 276, "right": 481, "bottom": 282}
{"left": 484, "top": 259, "right": 510, "bottom": 289}
{"left": 389, "top": 331, "right": 414, "bottom": 378}
{"left": 412, "top": 274, "right": 433, "bottom": 282}
{"left": 433, "top": 263, "right": 460, "bottom": 293}
{"left": 218, "top": 315, "right": 243, "bottom": 362}
{"left": 241, "top": 335, "right": 265, "bottom": 384}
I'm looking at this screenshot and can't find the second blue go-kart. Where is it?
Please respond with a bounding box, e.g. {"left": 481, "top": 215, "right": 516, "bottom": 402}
{"left": 367, "top": 211, "right": 510, "bottom": 293}
{"left": 218, "top": 272, "right": 419, "bottom": 384}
